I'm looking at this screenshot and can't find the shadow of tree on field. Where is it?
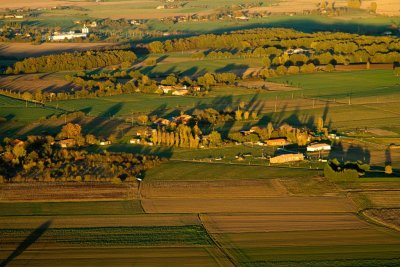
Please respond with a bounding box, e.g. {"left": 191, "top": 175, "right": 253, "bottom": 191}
{"left": 385, "top": 146, "right": 392, "bottom": 165}
{"left": 216, "top": 63, "right": 249, "bottom": 77}
{"left": 328, "top": 143, "right": 371, "bottom": 164}
{"left": 0, "top": 220, "right": 52, "bottom": 267}
{"left": 84, "top": 102, "right": 124, "bottom": 136}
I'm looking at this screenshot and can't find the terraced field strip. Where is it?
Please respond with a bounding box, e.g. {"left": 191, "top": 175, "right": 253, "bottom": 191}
{"left": 141, "top": 196, "right": 356, "bottom": 213}
{"left": 201, "top": 212, "right": 400, "bottom": 266}
{"left": 0, "top": 183, "right": 139, "bottom": 202}
{"left": 201, "top": 213, "right": 371, "bottom": 233}
{"left": 351, "top": 191, "right": 400, "bottom": 208}
{"left": 0, "top": 213, "right": 233, "bottom": 267}
{"left": 0, "top": 201, "right": 144, "bottom": 216}
{"left": 0, "top": 247, "right": 230, "bottom": 267}
{"left": 141, "top": 179, "right": 288, "bottom": 199}
{"left": 0, "top": 214, "right": 201, "bottom": 229}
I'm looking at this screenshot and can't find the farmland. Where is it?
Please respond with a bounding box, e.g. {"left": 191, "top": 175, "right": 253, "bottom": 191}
{"left": 1, "top": 0, "right": 400, "bottom": 265}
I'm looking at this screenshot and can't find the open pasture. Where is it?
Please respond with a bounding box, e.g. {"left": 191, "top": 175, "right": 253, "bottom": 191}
{"left": 270, "top": 70, "right": 400, "bottom": 101}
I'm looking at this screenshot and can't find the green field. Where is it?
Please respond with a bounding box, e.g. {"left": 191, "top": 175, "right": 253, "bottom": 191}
{"left": 270, "top": 70, "right": 400, "bottom": 101}
{"left": 143, "top": 160, "right": 320, "bottom": 181}
{"left": 1, "top": 225, "right": 211, "bottom": 246}
{"left": 138, "top": 54, "right": 262, "bottom": 77}
{"left": 147, "top": 15, "right": 395, "bottom": 35}
{"left": 0, "top": 95, "right": 61, "bottom": 122}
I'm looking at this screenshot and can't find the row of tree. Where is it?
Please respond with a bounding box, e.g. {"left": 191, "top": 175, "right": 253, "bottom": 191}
{"left": 150, "top": 125, "right": 222, "bottom": 148}
{"left": 5, "top": 50, "right": 137, "bottom": 74}
{"left": 324, "top": 158, "right": 370, "bottom": 181}
{"left": 147, "top": 28, "right": 400, "bottom": 57}
{"left": 199, "top": 47, "right": 400, "bottom": 66}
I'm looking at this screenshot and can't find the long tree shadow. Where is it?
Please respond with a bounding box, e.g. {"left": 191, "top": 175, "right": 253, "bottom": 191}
{"left": 0, "top": 220, "right": 52, "bottom": 267}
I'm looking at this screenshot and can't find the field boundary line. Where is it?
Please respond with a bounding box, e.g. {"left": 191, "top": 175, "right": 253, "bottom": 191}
{"left": 198, "top": 213, "right": 236, "bottom": 267}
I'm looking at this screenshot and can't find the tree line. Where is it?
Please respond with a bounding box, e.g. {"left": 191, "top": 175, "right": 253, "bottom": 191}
{"left": 0, "top": 126, "right": 164, "bottom": 183}
{"left": 324, "top": 158, "right": 370, "bottom": 181}
{"left": 5, "top": 50, "right": 137, "bottom": 74}
{"left": 148, "top": 28, "right": 400, "bottom": 54}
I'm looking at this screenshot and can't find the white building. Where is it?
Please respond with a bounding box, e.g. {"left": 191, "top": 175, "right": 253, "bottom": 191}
{"left": 49, "top": 25, "right": 89, "bottom": 41}
{"left": 307, "top": 143, "right": 331, "bottom": 152}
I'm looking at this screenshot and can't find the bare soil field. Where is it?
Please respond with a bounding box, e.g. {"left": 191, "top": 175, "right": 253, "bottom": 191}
{"left": 0, "top": 0, "right": 75, "bottom": 9}
{"left": 0, "top": 42, "right": 117, "bottom": 59}
{"left": 201, "top": 213, "right": 370, "bottom": 233}
{"left": 142, "top": 196, "right": 356, "bottom": 213}
{"left": 216, "top": 229, "right": 400, "bottom": 265}
{"left": 249, "top": 0, "right": 400, "bottom": 16}
{"left": 0, "top": 247, "right": 232, "bottom": 267}
{"left": 366, "top": 128, "right": 399, "bottom": 136}
{"left": 0, "top": 183, "right": 139, "bottom": 202}
{"left": 141, "top": 179, "right": 288, "bottom": 199}
{"left": 0, "top": 214, "right": 200, "bottom": 229}
{"left": 279, "top": 176, "right": 341, "bottom": 196}
{"left": 0, "top": 73, "right": 79, "bottom": 93}
{"left": 362, "top": 0, "right": 400, "bottom": 16}
{"left": 363, "top": 208, "right": 400, "bottom": 231}
{"left": 353, "top": 191, "right": 400, "bottom": 208}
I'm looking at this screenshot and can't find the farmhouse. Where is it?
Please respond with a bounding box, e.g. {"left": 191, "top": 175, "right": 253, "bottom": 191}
{"left": 129, "top": 138, "right": 141, "bottom": 144}
{"left": 10, "top": 139, "right": 24, "bottom": 147}
{"left": 270, "top": 153, "right": 304, "bottom": 164}
{"left": 48, "top": 25, "right": 89, "bottom": 41}
{"left": 285, "top": 48, "right": 311, "bottom": 55}
{"left": 240, "top": 126, "right": 261, "bottom": 135}
{"left": 153, "top": 118, "right": 171, "bottom": 126}
{"left": 173, "top": 114, "right": 192, "bottom": 125}
{"left": 57, "top": 139, "right": 76, "bottom": 148}
{"left": 266, "top": 138, "right": 288, "bottom": 146}
{"left": 172, "top": 89, "right": 189, "bottom": 96}
{"left": 307, "top": 143, "right": 331, "bottom": 152}
{"left": 99, "top": 140, "right": 112, "bottom": 146}
{"left": 134, "top": 127, "right": 153, "bottom": 137}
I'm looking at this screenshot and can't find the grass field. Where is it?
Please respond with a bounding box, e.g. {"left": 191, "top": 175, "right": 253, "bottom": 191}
{"left": 143, "top": 161, "right": 320, "bottom": 181}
